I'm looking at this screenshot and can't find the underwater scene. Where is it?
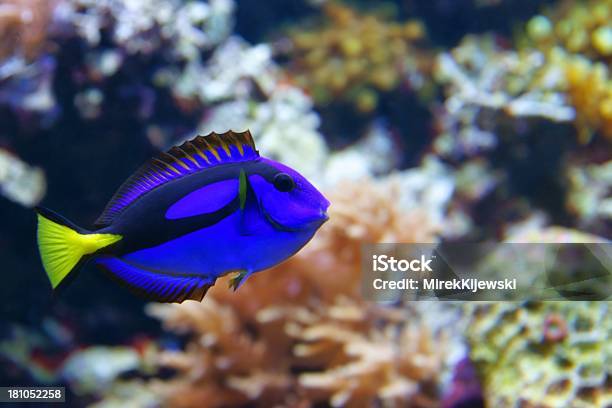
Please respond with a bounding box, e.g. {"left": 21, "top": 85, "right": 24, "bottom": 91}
{"left": 0, "top": 0, "right": 611, "bottom": 407}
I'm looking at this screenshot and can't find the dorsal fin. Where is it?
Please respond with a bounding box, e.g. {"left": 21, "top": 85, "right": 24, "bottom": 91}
{"left": 95, "top": 130, "right": 259, "bottom": 227}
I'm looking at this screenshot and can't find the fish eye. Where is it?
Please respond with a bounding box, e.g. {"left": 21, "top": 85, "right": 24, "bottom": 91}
{"left": 273, "top": 173, "right": 295, "bottom": 192}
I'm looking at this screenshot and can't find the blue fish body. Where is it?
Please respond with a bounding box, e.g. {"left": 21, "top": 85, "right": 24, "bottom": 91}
{"left": 36, "top": 131, "right": 329, "bottom": 303}
{"left": 119, "top": 210, "right": 316, "bottom": 278}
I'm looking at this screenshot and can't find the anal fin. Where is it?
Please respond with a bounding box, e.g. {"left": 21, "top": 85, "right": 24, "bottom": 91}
{"left": 95, "top": 256, "right": 214, "bottom": 303}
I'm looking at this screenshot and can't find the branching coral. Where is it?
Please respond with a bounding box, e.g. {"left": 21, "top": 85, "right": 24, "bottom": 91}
{"left": 30, "top": 0, "right": 237, "bottom": 122}
{"left": 146, "top": 298, "right": 295, "bottom": 408}
{"left": 286, "top": 2, "right": 429, "bottom": 111}
{"left": 146, "top": 296, "right": 443, "bottom": 408}
{"left": 0, "top": 0, "right": 236, "bottom": 123}
{"left": 434, "top": 30, "right": 610, "bottom": 237}
{"left": 434, "top": 35, "right": 574, "bottom": 159}
{"left": 437, "top": 2, "right": 612, "bottom": 147}
{"left": 58, "top": 0, "right": 234, "bottom": 58}
{"left": 465, "top": 302, "right": 611, "bottom": 408}
{"left": 437, "top": 35, "right": 574, "bottom": 122}
{"left": 270, "top": 298, "right": 443, "bottom": 408}
{"left": 168, "top": 36, "right": 280, "bottom": 104}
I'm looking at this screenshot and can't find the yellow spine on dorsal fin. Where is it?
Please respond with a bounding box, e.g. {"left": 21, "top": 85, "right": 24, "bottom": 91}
{"left": 188, "top": 141, "right": 211, "bottom": 164}
{"left": 201, "top": 138, "right": 221, "bottom": 161}
{"left": 176, "top": 146, "right": 200, "bottom": 167}
{"left": 217, "top": 137, "right": 231, "bottom": 156}
{"left": 234, "top": 139, "right": 245, "bottom": 156}
{"left": 36, "top": 212, "right": 122, "bottom": 289}
{"left": 226, "top": 132, "right": 244, "bottom": 156}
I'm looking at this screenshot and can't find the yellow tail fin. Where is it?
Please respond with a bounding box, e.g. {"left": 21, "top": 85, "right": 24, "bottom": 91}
{"left": 36, "top": 208, "right": 122, "bottom": 289}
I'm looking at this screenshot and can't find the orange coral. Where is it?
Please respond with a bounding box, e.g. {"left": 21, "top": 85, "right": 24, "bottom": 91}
{"left": 286, "top": 298, "right": 442, "bottom": 408}
{"left": 525, "top": 0, "right": 612, "bottom": 63}
{"left": 147, "top": 296, "right": 443, "bottom": 408}
{"left": 0, "top": 0, "right": 54, "bottom": 61}
{"left": 563, "top": 54, "right": 612, "bottom": 142}
{"left": 147, "top": 299, "right": 298, "bottom": 408}
{"left": 521, "top": 0, "right": 612, "bottom": 143}
{"left": 140, "top": 176, "right": 445, "bottom": 408}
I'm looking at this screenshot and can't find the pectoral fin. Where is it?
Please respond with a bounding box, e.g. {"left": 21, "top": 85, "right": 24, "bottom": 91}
{"left": 228, "top": 270, "right": 251, "bottom": 291}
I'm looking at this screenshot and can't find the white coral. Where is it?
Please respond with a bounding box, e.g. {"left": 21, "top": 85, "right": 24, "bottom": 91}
{"left": 0, "top": 149, "right": 46, "bottom": 207}
{"left": 58, "top": 0, "right": 234, "bottom": 56}
{"left": 567, "top": 159, "right": 612, "bottom": 224}
{"left": 198, "top": 86, "right": 329, "bottom": 181}
{"left": 173, "top": 36, "right": 278, "bottom": 103}
{"left": 434, "top": 35, "right": 575, "bottom": 159}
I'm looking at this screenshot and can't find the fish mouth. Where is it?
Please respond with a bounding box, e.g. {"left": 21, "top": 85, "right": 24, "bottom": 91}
{"left": 262, "top": 203, "right": 329, "bottom": 232}
{"left": 320, "top": 211, "right": 329, "bottom": 223}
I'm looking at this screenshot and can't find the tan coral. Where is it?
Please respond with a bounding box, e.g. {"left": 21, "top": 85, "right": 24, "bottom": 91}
{"left": 147, "top": 296, "right": 443, "bottom": 408}
{"left": 288, "top": 298, "right": 443, "bottom": 408}
{"left": 146, "top": 299, "right": 298, "bottom": 408}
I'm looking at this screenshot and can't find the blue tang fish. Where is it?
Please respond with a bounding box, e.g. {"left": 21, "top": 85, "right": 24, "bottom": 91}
{"left": 36, "top": 130, "right": 330, "bottom": 303}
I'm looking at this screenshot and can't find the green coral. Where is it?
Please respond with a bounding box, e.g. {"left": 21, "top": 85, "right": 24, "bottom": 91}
{"left": 466, "top": 302, "right": 611, "bottom": 408}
